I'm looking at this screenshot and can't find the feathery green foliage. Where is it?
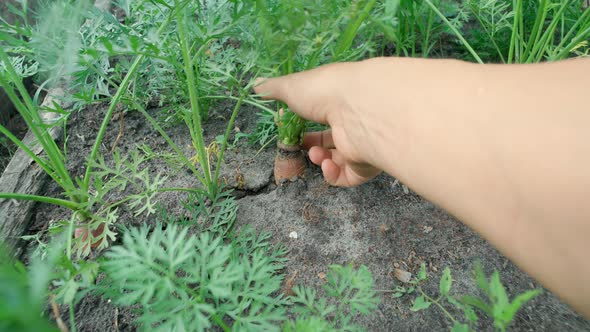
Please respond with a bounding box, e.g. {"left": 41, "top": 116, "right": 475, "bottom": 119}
{"left": 0, "top": 0, "right": 176, "bottom": 255}
{"left": 99, "top": 222, "right": 288, "bottom": 331}
{"left": 0, "top": 241, "right": 62, "bottom": 332}
{"left": 290, "top": 264, "right": 379, "bottom": 331}
{"left": 246, "top": 0, "right": 388, "bottom": 147}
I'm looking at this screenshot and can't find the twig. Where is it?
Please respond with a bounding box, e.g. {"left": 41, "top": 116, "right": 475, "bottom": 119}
{"left": 110, "top": 108, "right": 125, "bottom": 153}
{"left": 283, "top": 270, "right": 299, "bottom": 297}
{"left": 50, "top": 295, "right": 70, "bottom": 332}
{"left": 114, "top": 307, "right": 119, "bottom": 331}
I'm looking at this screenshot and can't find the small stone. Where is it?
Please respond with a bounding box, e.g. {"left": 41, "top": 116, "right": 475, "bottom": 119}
{"left": 378, "top": 223, "right": 390, "bottom": 234}
{"left": 423, "top": 226, "right": 433, "bottom": 233}
{"left": 288, "top": 231, "right": 298, "bottom": 239}
{"left": 394, "top": 268, "right": 412, "bottom": 283}
{"left": 393, "top": 262, "right": 400, "bottom": 268}
{"left": 318, "top": 272, "right": 326, "bottom": 280}
{"left": 402, "top": 185, "right": 410, "bottom": 194}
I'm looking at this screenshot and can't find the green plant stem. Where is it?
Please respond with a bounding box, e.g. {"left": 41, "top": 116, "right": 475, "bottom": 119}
{"left": 0, "top": 123, "right": 51, "bottom": 174}
{"left": 0, "top": 48, "right": 36, "bottom": 115}
{"left": 527, "top": 2, "right": 570, "bottom": 63}
{"left": 422, "top": 5, "right": 434, "bottom": 57}
{"left": 175, "top": 0, "right": 213, "bottom": 194}
{"left": 134, "top": 106, "right": 206, "bottom": 186}
{"left": 553, "top": 10, "right": 590, "bottom": 59}
{"left": 99, "top": 187, "right": 201, "bottom": 212}
{"left": 418, "top": 287, "right": 457, "bottom": 324}
{"left": 82, "top": 56, "right": 144, "bottom": 190}
{"left": 555, "top": 25, "right": 590, "bottom": 59}
{"left": 213, "top": 94, "right": 244, "bottom": 190}
{"left": 207, "top": 95, "right": 276, "bottom": 114}
{"left": 335, "top": 0, "right": 377, "bottom": 57}
{"left": 524, "top": 0, "right": 549, "bottom": 60}
{"left": 508, "top": 0, "right": 522, "bottom": 63}
{"left": 83, "top": 11, "right": 174, "bottom": 192}
{"left": 66, "top": 214, "right": 75, "bottom": 260}
{"left": 423, "top": 0, "right": 483, "bottom": 64}
{"left": 254, "top": 134, "right": 277, "bottom": 157}
{"left": 0, "top": 193, "right": 79, "bottom": 210}
{"left": 69, "top": 300, "right": 76, "bottom": 332}
{"left": 0, "top": 49, "right": 74, "bottom": 190}
{"left": 211, "top": 314, "right": 230, "bottom": 332}
{"left": 157, "top": 187, "right": 201, "bottom": 194}
{"left": 469, "top": 7, "right": 506, "bottom": 63}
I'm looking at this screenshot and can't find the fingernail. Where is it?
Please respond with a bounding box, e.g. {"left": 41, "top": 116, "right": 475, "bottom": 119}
{"left": 254, "top": 77, "right": 266, "bottom": 86}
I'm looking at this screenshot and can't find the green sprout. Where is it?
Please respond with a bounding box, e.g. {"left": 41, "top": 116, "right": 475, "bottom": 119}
{"left": 389, "top": 262, "right": 542, "bottom": 332}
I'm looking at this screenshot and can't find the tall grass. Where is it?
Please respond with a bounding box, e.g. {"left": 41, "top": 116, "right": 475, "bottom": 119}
{"left": 431, "top": 0, "right": 590, "bottom": 63}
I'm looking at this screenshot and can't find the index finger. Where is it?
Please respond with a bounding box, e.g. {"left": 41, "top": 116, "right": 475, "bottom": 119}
{"left": 253, "top": 64, "right": 347, "bottom": 124}
{"left": 253, "top": 74, "right": 312, "bottom": 119}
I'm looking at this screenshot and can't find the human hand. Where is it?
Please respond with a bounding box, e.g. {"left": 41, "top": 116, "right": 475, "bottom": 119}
{"left": 254, "top": 61, "right": 384, "bottom": 187}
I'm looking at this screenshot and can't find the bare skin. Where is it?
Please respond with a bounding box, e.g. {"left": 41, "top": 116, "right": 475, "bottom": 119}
{"left": 254, "top": 57, "right": 590, "bottom": 318}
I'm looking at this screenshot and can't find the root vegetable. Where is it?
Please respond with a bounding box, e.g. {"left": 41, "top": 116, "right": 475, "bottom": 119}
{"left": 274, "top": 147, "right": 306, "bottom": 184}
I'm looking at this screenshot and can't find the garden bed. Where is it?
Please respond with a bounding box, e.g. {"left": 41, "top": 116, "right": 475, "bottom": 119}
{"left": 23, "top": 101, "right": 589, "bottom": 331}
{"left": 2, "top": 0, "right": 590, "bottom": 331}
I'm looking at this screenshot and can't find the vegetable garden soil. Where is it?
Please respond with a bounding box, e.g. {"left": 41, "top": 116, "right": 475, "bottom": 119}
{"left": 27, "top": 101, "right": 589, "bottom": 331}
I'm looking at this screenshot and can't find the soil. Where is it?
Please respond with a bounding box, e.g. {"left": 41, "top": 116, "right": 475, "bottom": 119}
{"left": 24, "top": 100, "right": 590, "bottom": 331}
{"left": 0, "top": 112, "right": 27, "bottom": 174}
{"left": 0, "top": 80, "right": 35, "bottom": 174}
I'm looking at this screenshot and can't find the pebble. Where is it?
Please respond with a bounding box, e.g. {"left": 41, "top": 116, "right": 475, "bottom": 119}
{"left": 394, "top": 268, "right": 412, "bottom": 283}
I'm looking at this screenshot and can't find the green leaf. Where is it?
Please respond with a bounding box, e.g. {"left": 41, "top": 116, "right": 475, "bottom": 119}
{"left": 464, "top": 305, "right": 478, "bottom": 323}
{"left": 451, "top": 322, "right": 470, "bottom": 332}
{"left": 323, "top": 264, "right": 379, "bottom": 317}
{"left": 461, "top": 295, "right": 492, "bottom": 316}
{"left": 411, "top": 295, "right": 432, "bottom": 311}
{"left": 417, "top": 262, "right": 427, "bottom": 281}
{"left": 489, "top": 271, "right": 509, "bottom": 314}
{"left": 501, "top": 289, "right": 542, "bottom": 324}
{"left": 473, "top": 262, "right": 490, "bottom": 296}
{"left": 283, "top": 317, "right": 336, "bottom": 332}
{"left": 439, "top": 267, "right": 452, "bottom": 296}
{"left": 99, "top": 222, "right": 287, "bottom": 331}
{"left": 447, "top": 295, "right": 462, "bottom": 309}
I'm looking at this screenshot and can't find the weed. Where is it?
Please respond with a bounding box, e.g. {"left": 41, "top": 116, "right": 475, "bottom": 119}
{"left": 390, "top": 262, "right": 542, "bottom": 332}
{"left": 290, "top": 264, "right": 380, "bottom": 331}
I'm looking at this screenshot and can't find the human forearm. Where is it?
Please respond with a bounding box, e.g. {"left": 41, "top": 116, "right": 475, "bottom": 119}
{"left": 362, "top": 57, "right": 590, "bottom": 316}
{"left": 254, "top": 56, "right": 590, "bottom": 316}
